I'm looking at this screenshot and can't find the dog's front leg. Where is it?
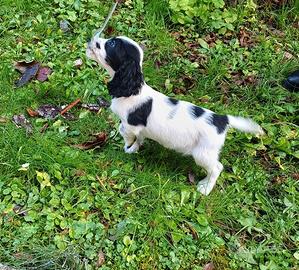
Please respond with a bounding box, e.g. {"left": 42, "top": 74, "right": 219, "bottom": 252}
{"left": 119, "top": 123, "right": 136, "bottom": 148}
{"left": 125, "top": 134, "right": 144, "bottom": 154}
{"left": 119, "top": 123, "right": 143, "bottom": 154}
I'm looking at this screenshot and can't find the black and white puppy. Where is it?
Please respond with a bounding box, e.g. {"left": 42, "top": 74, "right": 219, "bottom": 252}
{"left": 86, "top": 35, "right": 264, "bottom": 195}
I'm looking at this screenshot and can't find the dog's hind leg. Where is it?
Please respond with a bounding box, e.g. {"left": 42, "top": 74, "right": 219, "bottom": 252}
{"left": 192, "top": 144, "right": 223, "bottom": 196}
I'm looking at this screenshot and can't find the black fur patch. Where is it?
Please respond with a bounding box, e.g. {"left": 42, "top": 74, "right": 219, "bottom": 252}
{"left": 168, "top": 98, "right": 179, "bottom": 106}
{"left": 106, "top": 38, "right": 144, "bottom": 98}
{"left": 127, "top": 98, "right": 153, "bottom": 126}
{"left": 210, "top": 114, "right": 229, "bottom": 134}
{"left": 190, "top": 105, "right": 205, "bottom": 118}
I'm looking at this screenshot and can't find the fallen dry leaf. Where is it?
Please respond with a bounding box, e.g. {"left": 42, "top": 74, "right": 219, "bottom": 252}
{"left": 229, "top": 71, "right": 257, "bottom": 86}
{"left": 81, "top": 104, "right": 101, "bottom": 112}
{"left": 36, "top": 104, "right": 61, "bottom": 119}
{"left": 173, "top": 75, "right": 195, "bottom": 95}
{"left": 27, "top": 104, "right": 76, "bottom": 120}
{"left": 36, "top": 66, "right": 52, "bottom": 82}
{"left": 14, "top": 61, "right": 52, "bottom": 86}
{"left": 73, "top": 132, "right": 107, "bottom": 150}
{"left": 97, "top": 97, "right": 110, "bottom": 108}
{"left": 61, "top": 112, "right": 76, "bottom": 121}
{"left": 292, "top": 173, "right": 299, "bottom": 181}
{"left": 14, "top": 62, "right": 40, "bottom": 87}
{"left": 238, "top": 28, "right": 255, "bottom": 48}
{"left": 14, "top": 60, "right": 38, "bottom": 74}
{"left": 12, "top": 114, "right": 33, "bottom": 134}
{"left": 203, "top": 262, "right": 214, "bottom": 270}
{"left": 0, "top": 117, "right": 9, "bottom": 123}
{"left": 26, "top": 108, "right": 39, "bottom": 117}
{"left": 105, "top": 25, "right": 115, "bottom": 35}
{"left": 96, "top": 250, "right": 105, "bottom": 267}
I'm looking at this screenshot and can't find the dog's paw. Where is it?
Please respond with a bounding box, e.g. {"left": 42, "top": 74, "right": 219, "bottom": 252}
{"left": 197, "top": 179, "right": 213, "bottom": 196}
{"left": 124, "top": 142, "right": 139, "bottom": 154}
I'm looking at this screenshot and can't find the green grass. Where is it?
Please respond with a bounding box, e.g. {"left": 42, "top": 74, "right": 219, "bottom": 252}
{"left": 0, "top": 0, "right": 298, "bottom": 269}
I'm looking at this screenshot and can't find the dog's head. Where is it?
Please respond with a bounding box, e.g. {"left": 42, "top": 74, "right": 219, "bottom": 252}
{"left": 86, "top": 35, "right": 144, "bottom": 98}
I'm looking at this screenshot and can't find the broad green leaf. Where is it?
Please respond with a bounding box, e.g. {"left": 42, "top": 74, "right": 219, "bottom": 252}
{"left": 123, "top": 235, "right": 132, "bottom": 246}
{"left": 36, "top": 171, "right": 51, "bottom": 190}
{"left": 196, "top": 214, "right": 209, "bottom": 226}
{"left": 198, "top": 38, "right": 209, "bottom": 49}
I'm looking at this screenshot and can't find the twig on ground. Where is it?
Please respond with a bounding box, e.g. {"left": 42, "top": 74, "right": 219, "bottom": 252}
{"left": 60, "top": 98, "right": 81, "bottom": 115}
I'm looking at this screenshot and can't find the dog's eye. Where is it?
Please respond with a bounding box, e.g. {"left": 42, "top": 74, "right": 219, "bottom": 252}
{"left": 107, "top": 39, "right": 116, "bottom": 48}
{"left": 96, "top": 42, "right": 101, "bottom": 49}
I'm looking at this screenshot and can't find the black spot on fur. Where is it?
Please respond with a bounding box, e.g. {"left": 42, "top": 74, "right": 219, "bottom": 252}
{"left": 127, "top": 98, "right": 153, "bottom": 126}
{"left": 211, "top": 114, "right": 229, "bottom": 134}
{"left": 168, "top": 98, "right": 179, "bottom": 106}
{"left": 190, "top": 105, "right": 205, "bottom": 118}
{"left": 106, "top": 38, "right": 144, "bottom": 98}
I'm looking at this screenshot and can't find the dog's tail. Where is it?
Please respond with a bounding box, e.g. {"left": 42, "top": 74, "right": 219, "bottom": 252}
{"left": 228, "top": 115, "right": 264, "bottom": 135}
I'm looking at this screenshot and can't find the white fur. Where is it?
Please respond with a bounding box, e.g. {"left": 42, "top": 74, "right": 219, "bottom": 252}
{"left": 86, "top": 36, "right": 264, "bottom": 195}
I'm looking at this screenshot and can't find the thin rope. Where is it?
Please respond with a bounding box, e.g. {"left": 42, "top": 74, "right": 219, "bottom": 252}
{"left": 95, "top": 0, "right": 119, "bottom": 36}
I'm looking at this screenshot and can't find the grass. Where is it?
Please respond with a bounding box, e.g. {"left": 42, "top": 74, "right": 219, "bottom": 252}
{"left": 0, "top": 0, "right": 298, "bottom": 269}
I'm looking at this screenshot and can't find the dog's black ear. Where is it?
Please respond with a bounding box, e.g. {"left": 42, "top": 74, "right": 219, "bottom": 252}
{"left": 108, "top": 59, "right": 143, "bottom": 98}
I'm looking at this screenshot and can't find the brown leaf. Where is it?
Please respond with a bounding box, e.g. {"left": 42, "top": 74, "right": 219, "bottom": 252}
{"left": 203, "top": 262, "right": 214, "bottom": 270}
{"left": 26, "top": 108, "right": 39, "bottom": 117}
{"left": 238, "top": 28, "right": 255, "bottom": 48}
{"left": 204, "top": 32, "right": 217, "bottom": 47}
{"left": 36, "top": 104, "right": 61, "bottom": 119}
{"left": 36, "top": 66, "right": 52, "bottom": 82}
{"left": 61, "top": 112, "right": 77, "bottom": 121}
{"left": 97, "top": 97, "right": 110, "bottom": 108}
{"left": 292, "top": 173, "right": 299, "bottom": 181}
{"left": 105, "top": 26, "right": 115, "bottom": 35}
{"left": 14, "top": 62, "right": 40, "bottom": 87}
{"left": 81, "top": 104, "right": 101, "bottom": 112}
{"left": 0, "top": 117, "right": 9, "bottom": 123}
{"left": 73, "top": 132, "right": 107, "bottom": 150}
{"left": 14, "top": 61, "right": 52, "bottom": 85}
{"left": 12, "top": 114, "right": 33, "bottom": 134}
{"left": 173, "top": 75, "right": 196, "bottom": 95}
{"left": 96, "top": 250, "right": 105, "bottom": 267}
{"left": 74, "top": 169, "right": 86, "bottom": 177}
{"left": 81, "top": 98, "right": 110, "bottom": 112}
{"left": 14, "top": 60, "right": 38, "bottom": 74}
